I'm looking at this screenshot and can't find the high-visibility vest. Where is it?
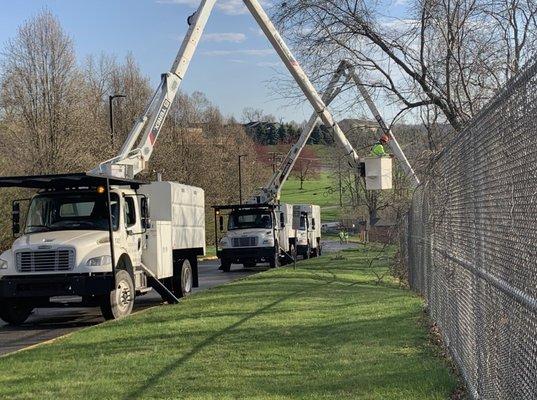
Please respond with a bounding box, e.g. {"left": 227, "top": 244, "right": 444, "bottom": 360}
{"left": 371, "top": 143, "right": 387, "bottom": 157}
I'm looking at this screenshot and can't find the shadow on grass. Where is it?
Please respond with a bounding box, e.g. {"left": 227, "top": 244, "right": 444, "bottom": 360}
{"left": 123, "top": 278, "right": 336, "bottom": 400}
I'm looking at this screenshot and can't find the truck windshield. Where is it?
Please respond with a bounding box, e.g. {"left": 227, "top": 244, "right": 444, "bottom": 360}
{"left": 228, "top": 211, "right": 273, "bottom": 230}
{"left": 25, "top": 192, "right": 120, "bottom": 234}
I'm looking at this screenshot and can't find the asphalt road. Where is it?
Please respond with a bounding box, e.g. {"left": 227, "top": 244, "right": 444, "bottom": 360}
{"left": 0, "top": 240, "right": 356, "bottom": 356}
{"left": 0, "top": 260, "right": 253, "bottom": 356}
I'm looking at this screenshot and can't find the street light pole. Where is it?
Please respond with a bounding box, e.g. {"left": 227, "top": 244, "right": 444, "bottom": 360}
{"left": 109, "top": 94, "right": 126, "bottom": 146}
{"left": 238, "top": 154, "right": 247, "bottom": 204}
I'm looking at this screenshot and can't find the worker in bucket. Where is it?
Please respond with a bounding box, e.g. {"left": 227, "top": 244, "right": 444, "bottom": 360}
{"left": 371, "top": 134, "right": 391, "bottom": 157}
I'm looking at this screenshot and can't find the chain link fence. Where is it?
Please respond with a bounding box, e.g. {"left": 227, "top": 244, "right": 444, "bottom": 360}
{"left": 403, "top": 59, "right": 537, "bottom": 399}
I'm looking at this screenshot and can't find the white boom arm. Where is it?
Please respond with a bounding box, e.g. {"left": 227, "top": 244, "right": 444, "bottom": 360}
{"left": 90, "top": 0, "right": 372, "bottom": 190}
{"left": 244, "top": 1, "right": 360, "bottom": 165}
{"left": 249, "top": 61, "right": 350, "bottom": 204}
{"left": 90, "top": 0, "right": 218, "bottom": 179}
{"left": 251, "top": 59, "right": 420, "bottom": 203}
{"left": 89, "top": 0, "right": 358, "bottom": 180}
{"left": 343, "top": 62, "right": 420, "bottom": 187}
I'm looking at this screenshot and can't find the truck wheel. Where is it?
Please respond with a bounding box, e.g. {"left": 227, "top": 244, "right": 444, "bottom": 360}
{"left": 221, "top": 259, "right": 231, "bottom": 273}
{"left": 269, "top": 246, "right": 280, "bottom": 268}
{"left": 174, "top": 259, "right": 193, "bottom": 298}
{"left": 312, "top": 247, "right": 319, "bottom": 257}
{"left": 0, "top": 301, "right": 33, "bottom": 325}
{"left": 100, "top": 270, "right": 135, "bottom": 320}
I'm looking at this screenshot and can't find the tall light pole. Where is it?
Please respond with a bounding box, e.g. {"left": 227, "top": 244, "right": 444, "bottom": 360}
{"left": 238, "top": 154, "right": 247, "bottom": 204}
{"left": 109, "top": 94, "right": 126, "bottom": 146}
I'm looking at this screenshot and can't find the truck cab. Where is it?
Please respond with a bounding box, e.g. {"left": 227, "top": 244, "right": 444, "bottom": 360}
{"left": 214, "top": 203, "right": 293, "bottom": 271}
{"left": 293, "top": 204, "right": 322, "bottom": 259}
{"left": 0, "top": 174, "right": 205, "bottom": 325}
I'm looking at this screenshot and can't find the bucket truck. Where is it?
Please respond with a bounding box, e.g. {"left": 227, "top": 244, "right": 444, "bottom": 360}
{"left": 211, "top": 64, "right": 352, "bottom": 271}
{"left": 0, "top": 4, "right": 217, "bottom": 324}
{"left": 213, "top": 59, "right": 421, "bottom": 269}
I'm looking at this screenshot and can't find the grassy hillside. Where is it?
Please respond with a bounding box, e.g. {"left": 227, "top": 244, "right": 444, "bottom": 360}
{"left": 280, "top": 173, "right": 341, "bottom": 221}
{"left": 0, "top": 246, "right": 458, "bottom": 399}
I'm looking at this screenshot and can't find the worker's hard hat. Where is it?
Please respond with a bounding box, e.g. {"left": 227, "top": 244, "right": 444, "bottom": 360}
{"left": 379, "top": 134, "right": 390, "bottom": 143}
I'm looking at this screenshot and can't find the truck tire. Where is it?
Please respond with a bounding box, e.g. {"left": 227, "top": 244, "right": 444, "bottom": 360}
{"left": 173, "top": 259, "right": 193, "bottom": 298}
{"left": 0, "top": 301, "right": 33, "bottom": 325}
{"left": 221, "top": 259, "right": 231, "bottom": 273}
{"left": 269, "top": 245, "right": 280, "bottom": 268}
{"left": 100, "top": 270, "right": 135, "bottom": 320}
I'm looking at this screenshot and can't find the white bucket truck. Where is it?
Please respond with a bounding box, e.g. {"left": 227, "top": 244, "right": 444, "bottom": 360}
{"left": 214, "top": 203, "right": 294, "bottom": 271}
{"left": 293, "top": 204, "right": 322, "bottom": 259}
{"left": 0, "top": 175, "right": 204, "bottom": 325}
{"left": 0, "top": 3, "right": 221, "bottom": 324}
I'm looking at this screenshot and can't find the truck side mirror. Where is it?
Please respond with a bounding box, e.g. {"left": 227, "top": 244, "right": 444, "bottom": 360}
{"left": 12, "top": 201, "right": 20, "bottom": 236}
{"left": 280, "top": 212, "right": 285, "bottom": 228}
{"left": 140, "top": 197, "right": 151, "bottom": 229}
{"left": 219, "top": 216, "right": 224, "bottom": 232}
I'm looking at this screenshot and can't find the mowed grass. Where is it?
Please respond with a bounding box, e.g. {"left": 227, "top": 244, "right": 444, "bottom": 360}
{"left": 0, "top": 246, "right": 458, "bottom": 399}
{"left": 280, "top": 173, "right": 341, "bottom": 221}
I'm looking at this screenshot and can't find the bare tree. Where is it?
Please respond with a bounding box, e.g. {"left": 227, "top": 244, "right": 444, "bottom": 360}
{"left": 0, "top": 11, "right": 92, "bottom": 174}
{"left": 270, "top": 0, "right": 537, "bottom": 133}
{"left": 291, "top": 146, "right": 321, "bottom": 189}
{"left": 241, "top": 107, "right": 277, "bottom": 124}
{"left": 484, "top": 0, "right": 537, "bottom": 79}
{"left": 151, "top": 92, "right": 270, "bottom": 228}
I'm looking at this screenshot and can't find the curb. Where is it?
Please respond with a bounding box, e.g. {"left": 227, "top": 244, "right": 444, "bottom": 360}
{"left": 200, "top": 256, "right": 218, "bottom": 261}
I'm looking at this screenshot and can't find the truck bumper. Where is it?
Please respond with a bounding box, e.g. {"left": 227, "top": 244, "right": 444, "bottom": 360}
{"left": 218, "top": 247, "right": 274, "bottom": 263}
{"left": 0, "top": 274, "right": 113, "bottom": 299}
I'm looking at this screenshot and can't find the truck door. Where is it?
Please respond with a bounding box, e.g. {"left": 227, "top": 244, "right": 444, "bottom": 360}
{"left": 123, "top": 196, "right": 142, "bottom": 266}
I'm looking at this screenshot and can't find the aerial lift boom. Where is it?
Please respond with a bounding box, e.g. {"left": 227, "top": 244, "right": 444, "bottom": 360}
{"left": 342, "top": 61, "right": 420, "bottom": 187}
{"left": 91, "top": 0, "right": 358, "bottom": 182}
{"left": 91, "top": 0, "right": 219, "bottom": 178}
{"left": 251, "top": 61, "right": 420, "bottom": 204}
{"left": 249, "top": 61, "right": 351, "bottom": 204}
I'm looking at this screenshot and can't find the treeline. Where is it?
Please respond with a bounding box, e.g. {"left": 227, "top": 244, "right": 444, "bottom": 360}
{"left": 244, "top": 120, "right": 335, "bottom": 146}
{"left": 0, "top": 11, "right": 269, "bottom": 245}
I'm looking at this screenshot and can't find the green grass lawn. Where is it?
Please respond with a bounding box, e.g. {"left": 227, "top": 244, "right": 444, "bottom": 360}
{"left": 204, "top": 245, "right": 216, "bottom": 258}
{"left": 280, "top": 173, "right": 341, "bottom": 221}
{"left": 0, "top": 246, "right": 458, "bottom": 399}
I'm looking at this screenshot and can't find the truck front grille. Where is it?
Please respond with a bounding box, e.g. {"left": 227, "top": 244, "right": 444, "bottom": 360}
{"left": 232, "top": 237, "right": 258, "bottom": 247}
{"left": 16, "top": 249, "right": 75, "bottom": 273}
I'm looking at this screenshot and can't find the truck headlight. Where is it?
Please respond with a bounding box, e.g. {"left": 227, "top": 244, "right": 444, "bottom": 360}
{"left": 86, "top": 255, "right": 112, "bottom": 267}
{"left": 262, "top": 238, "right": 274, "bottom": 245}
{"left": 219, "top": 238, "right": 229, "bottom": 248}
{"left": 0, "top": 259, "right": 7, "bottom": 269}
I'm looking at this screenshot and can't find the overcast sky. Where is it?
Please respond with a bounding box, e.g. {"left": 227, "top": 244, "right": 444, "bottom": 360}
{"left": 0, "top": 0, "right": 409, "bottom": 123}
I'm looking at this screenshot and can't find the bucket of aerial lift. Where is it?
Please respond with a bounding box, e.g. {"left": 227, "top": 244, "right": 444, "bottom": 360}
{"left": 364, "top": 156, "right": 393, "bottom": 190}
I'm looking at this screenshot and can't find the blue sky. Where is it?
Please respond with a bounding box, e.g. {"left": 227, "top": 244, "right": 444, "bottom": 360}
{"left": 0, "top": 0, "right": 408, "bottom": 123}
